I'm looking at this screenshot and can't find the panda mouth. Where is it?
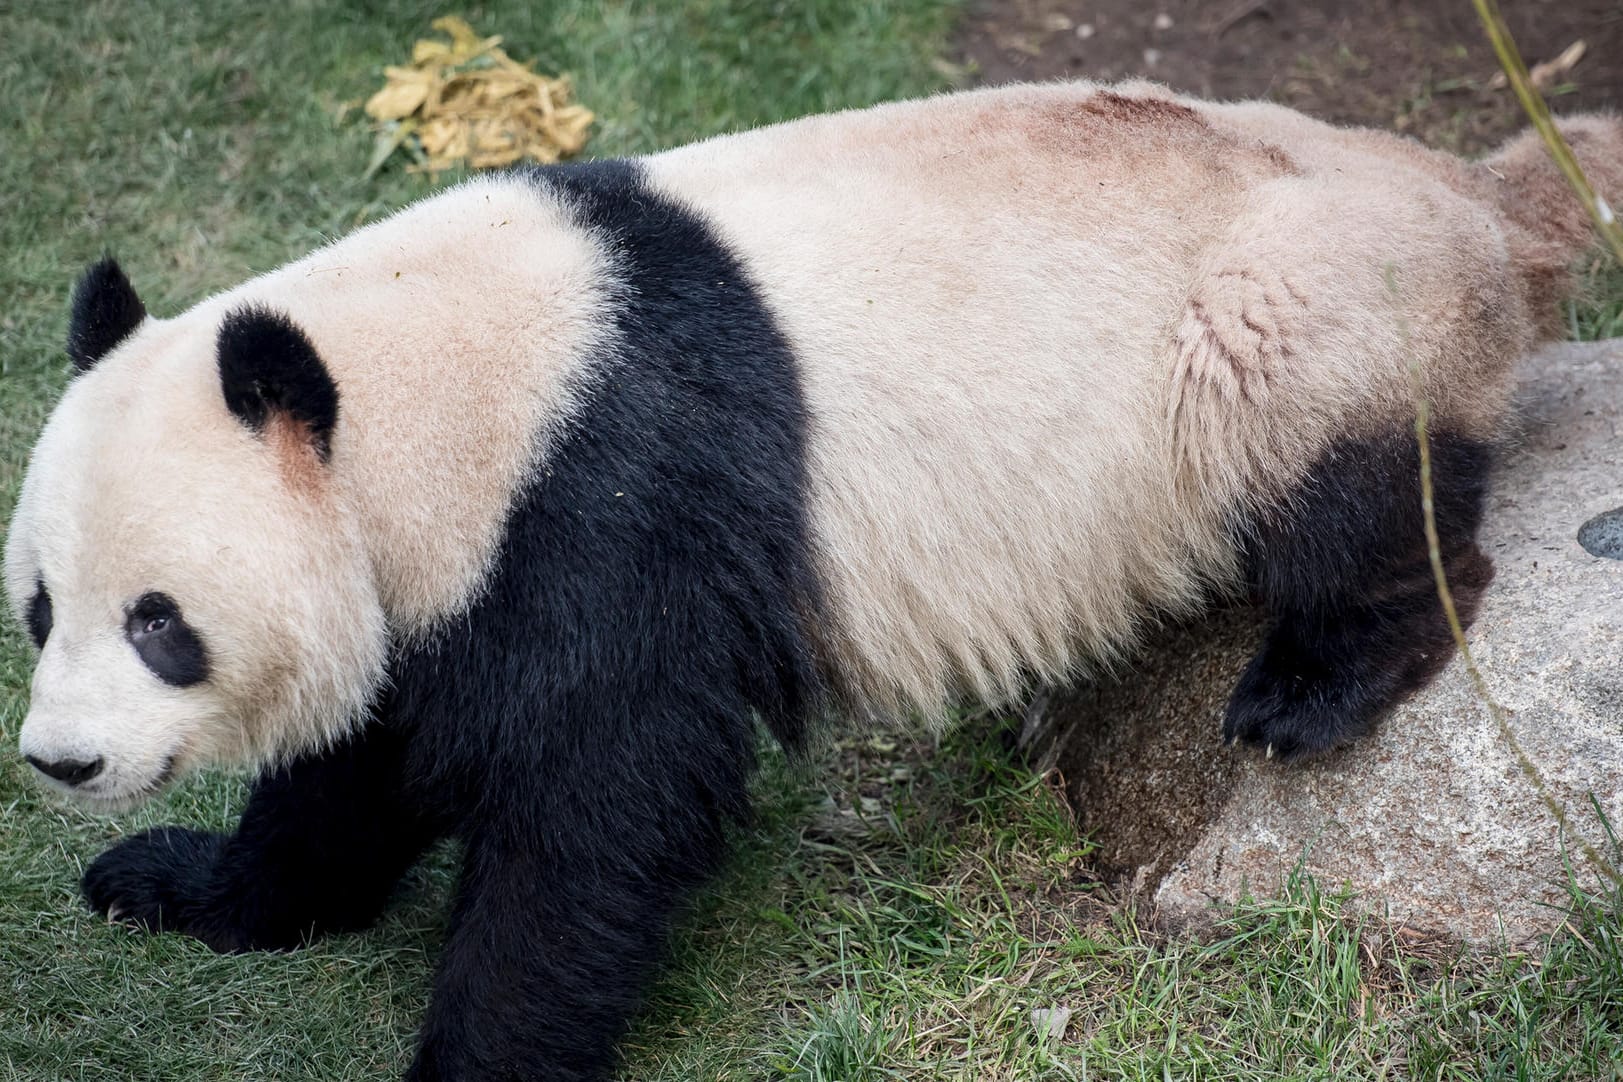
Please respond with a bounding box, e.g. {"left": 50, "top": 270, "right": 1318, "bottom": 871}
{"left": 129, "top": 753, "right": 179, "bottom": 799}
{"left": 72, "top": 753, "right": 180, "bottom": 810}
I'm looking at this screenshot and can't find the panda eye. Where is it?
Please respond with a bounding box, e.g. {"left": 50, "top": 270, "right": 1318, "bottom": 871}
{"left": 125, "top": 592, "right": 209, "bottom": 687}
{"left": 26, "top": 583, "right": 53, "bottom": 649}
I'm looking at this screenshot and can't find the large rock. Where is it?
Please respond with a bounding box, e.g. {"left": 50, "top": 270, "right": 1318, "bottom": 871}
{"left": 1023, "top": 338, "right": 1623, "bottom": 945}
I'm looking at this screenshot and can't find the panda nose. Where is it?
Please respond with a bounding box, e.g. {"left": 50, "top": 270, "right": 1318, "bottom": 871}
{"left": 25, "top": 754, "right": 105, "bottom": 786}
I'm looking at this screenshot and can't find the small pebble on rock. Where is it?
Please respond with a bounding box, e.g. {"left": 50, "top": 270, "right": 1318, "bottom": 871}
{"left": 1577, "top": 506, "right": 1623, "bottom": 560}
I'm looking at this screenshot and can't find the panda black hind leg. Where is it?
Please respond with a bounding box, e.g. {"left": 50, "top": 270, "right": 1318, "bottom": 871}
{"left": 1222, "top": 432, "right": 1495, "bottom": 760}
{"left": 82, "top": 719, "right": 442, "bottom": 951}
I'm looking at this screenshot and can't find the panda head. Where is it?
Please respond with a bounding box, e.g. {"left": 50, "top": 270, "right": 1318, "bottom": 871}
{"left": 3, "top": 260, "right": 388, "bottom": 810}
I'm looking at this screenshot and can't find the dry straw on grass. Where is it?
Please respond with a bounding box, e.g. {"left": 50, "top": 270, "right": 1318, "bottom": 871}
{"left": 363, "top": 15, "right": 593, "bottom": 176}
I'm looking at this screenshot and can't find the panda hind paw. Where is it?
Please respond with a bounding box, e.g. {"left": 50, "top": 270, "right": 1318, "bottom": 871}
{"left": 1221, "top": 628, "right": 1393, "bottom": 763}
{"left": 1222, "top": 665, "right": 1361, "bottom": 763}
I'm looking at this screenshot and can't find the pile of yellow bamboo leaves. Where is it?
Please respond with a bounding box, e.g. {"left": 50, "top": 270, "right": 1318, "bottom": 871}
{"left": 364, "top": 16, "right": 593, "bottom": 176}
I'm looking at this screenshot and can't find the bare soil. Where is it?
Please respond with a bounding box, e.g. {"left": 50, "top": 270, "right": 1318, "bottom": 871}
{"left": 957, "top": 0, "right": 1623, "bottom": 154}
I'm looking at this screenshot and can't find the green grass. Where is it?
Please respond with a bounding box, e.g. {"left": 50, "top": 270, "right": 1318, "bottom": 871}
{"left": 1572, "top": 257, "right": 1623, "bottom": 341}
{"left": 9, "top": 725, "right": 1622, "bottom": 1081}
{"left": 2, "top": 3, "right": 1622, "bottom": 1081}
{"left": 628, "top": 727, "right": 1623, "bottom": 1082}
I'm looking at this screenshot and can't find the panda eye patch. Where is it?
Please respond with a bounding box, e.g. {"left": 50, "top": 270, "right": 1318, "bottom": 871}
{"left": 125, "top": 592, "right": 208, "bottom": 687}
{"left": 26, "top": 583, "right": 53, "bottom": 648}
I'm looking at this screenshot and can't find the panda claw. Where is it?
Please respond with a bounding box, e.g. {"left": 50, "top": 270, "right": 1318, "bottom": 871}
{"left": 1266, "top": 743, "right": 1275, "bottom": 760}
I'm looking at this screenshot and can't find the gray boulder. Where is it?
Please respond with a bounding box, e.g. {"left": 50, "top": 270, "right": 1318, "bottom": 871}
{"left": 1022, "top": 338, "right": 1623, "bottom": 944}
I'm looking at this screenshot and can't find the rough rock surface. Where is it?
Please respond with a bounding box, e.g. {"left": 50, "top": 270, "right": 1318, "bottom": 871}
{"left": 1023, "top": 338, "right": 1623, "bottom": 945}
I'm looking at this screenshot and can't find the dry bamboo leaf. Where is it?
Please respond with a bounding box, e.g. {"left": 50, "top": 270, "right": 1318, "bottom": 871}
{"left": 433, "top": 15, "right": 492, "bottom": 56}
{"left": 364, "top": 118, "right": 419, "bottom": 180}
{"left": 362, "top": 15, "right": 594, "bottom": 176}
{"left": 1489, "top": 39, "right": 1585, "bottom": 91}
{"left": 364, "top": 69, "right": 433, "bottom": 121}
{"left": 1530, "top": 40, "right": 1586, "bottom": 89}
{"left": 411, "top": 39, "right": 452, "bottom": 65}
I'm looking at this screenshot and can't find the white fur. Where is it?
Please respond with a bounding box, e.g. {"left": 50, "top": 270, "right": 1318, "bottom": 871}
{"left": 5, "top": 177, "right": 614, "bottom": 803}
{"left": 642, "top": 80, "right": 1574, "bottom": 711}
{"left": 5, "top": 334, "right": 388, "bottom": 806}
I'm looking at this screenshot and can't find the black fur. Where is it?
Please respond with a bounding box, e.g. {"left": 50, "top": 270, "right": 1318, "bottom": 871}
{"left": 125, "top": 592, "right": 209, "bottom": 688}
{"left": 67, "top": 258, "right": 146, "bottom": 372}
{"left": 25, "top": 753, "right": 103, "bottom": 786}
{"left": 83, "top": 720, "right": 436, "bottom": 950}
{"left": 82, "top": 160, "right": 823, "bottom": 1081}
{"left": 26, "top": 583, "right": 52, "bottom": 649}
{"left": 216, "top": 306, "right": 341, "bottom": 462}
{"left": 1224, "top": 431, "right": 1495, "bottom": 759}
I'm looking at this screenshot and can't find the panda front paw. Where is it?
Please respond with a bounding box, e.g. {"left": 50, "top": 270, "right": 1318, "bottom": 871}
{"left": 82, "top": 827, "right": 243, "bottom": 949}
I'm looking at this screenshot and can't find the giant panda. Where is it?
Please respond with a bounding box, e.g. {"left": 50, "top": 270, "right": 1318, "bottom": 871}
{"left": 5, "top": 80, "right": 1620, "bottom": 1081}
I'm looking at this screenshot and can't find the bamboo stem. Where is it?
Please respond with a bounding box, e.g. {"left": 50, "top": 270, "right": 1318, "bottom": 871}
{"left": 1411, "top": 379, "right": 1620, "bottom": 888}
{"left": 1471, "top": 0, "right": 1623, "bottom": 263}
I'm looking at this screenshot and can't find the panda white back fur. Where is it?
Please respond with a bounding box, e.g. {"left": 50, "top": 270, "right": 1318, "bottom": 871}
{"left": 5, "top": 82, "right": 1619, "bottom": 1081}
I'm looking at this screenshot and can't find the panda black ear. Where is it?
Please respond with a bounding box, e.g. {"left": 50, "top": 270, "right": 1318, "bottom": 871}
{"left": 67, "top": 258, "right": 146, "bottom": 372}
{"left": 217, "top": 306, "right": 340, "bottom": 463}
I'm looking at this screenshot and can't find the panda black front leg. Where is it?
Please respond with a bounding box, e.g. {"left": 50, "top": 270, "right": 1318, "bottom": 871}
{"left": 389, "top": 698, "right": 758, "bottom": 1082}
{"left": 403, "top": 828, "right": 674, "bottom": 1082}
{"left": 377, "top": 587, "right": 769, "bottom": 1082}
{"left": 83, "top": 719, "right": 441, "bottom": 952}
{"left": 1223, "top": 431, "right": 1496, "bottom": 760}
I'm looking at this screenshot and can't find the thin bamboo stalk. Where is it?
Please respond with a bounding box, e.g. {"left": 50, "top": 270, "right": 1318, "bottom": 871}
{"left": 1471, "top": 0, "right": 1623, "bottom": 263}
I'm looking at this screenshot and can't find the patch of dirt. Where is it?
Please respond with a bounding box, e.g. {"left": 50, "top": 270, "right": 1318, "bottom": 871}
{"left": 957, "top": 0, "right": 1623, "bottom": 154}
